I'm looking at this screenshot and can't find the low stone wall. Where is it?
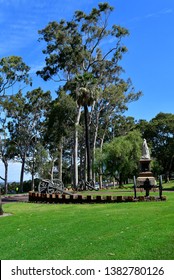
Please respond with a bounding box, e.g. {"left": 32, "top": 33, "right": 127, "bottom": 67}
{"left": 29, "top": 192, "right": 166, "bottom": 204}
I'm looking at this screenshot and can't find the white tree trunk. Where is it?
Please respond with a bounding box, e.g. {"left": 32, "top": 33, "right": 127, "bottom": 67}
{"left": 92, "top": 112, "right": 100, "bottom": 183}
{"left": 59, "top": 147, "right": 62, "bottom": 181}
{"left": 73, "top": 106, "right": 81, "bottom": 187}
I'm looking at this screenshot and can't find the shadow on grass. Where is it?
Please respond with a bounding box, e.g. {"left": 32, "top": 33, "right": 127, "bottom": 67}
{"left": 163, "top": 186, "right": 174, "bottom": 191}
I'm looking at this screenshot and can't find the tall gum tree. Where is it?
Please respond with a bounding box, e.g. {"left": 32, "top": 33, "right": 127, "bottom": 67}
{"left": 44, "top": 89, "right": 76, "bottom": 181}
{"left": 2, "top": 88, "right": 51, "bottom": 191}
{"left": 0, "top": 56, "right": 31, "bottom": 192}
{"left": 37, "top": 2, "right": 142, "bottom": 186}
{"left": 0, "top": 117, "right": 16, "bottom": 193}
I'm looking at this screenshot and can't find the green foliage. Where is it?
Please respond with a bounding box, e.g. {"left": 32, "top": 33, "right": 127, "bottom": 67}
{"left": 25, "top": 143, "right": 49, "bottom": 178}
{"left": 3, "top": 87, "right": 51, "bottom": 144}
{"left": 44, "top": 89, "right": 76, "bottom": 148}
{"left": 37, "top": 2, "right": 142, "bottom": 184}
{"left": 0, "top": 56, "right": 31, "bottom": 95}
{"left": 140, "top": 113, "right": 174, "bottom": 178}
{"left": 1, "top": 88, "right": 51, "bottom": 188}
{"left": 151, "top": 160, "right": 163, "bottom": 178}
{"left": 23, "top": 179, "right": 40, "bottom": 192}
{"left": 111, "top": 115, "right": 136, "bottom": 137}
{"left": 3, "top": 88, "right": 51, "bottom": 138}
{"left": 37, "top": 2, "right": 140, "bottom": 103}
{"left": 96, "top": 130, "right": 142, "bottom": 184}
{"left": 7, "top": 179, "right": 40, "bottom": 193}
{"left": 0, "top": 2, "right": 144, "bottom": 188}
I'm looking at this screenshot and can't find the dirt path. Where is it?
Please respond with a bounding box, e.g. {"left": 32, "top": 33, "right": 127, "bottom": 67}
{"left": 1, "top": 194, "right": 29, "bottom": 204}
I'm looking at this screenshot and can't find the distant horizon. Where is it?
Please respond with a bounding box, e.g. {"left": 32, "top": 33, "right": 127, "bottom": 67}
{"left": 0, "top": 160, "right": 31, "bottom": 183}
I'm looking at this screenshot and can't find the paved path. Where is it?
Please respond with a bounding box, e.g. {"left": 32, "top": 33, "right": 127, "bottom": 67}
{"left": 1, "top": 194, "right": 29, "bottom": 204}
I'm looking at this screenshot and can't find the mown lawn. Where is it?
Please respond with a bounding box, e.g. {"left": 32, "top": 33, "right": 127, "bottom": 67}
{"left": 0, "top": 191, "right": 174, "bottom": 260}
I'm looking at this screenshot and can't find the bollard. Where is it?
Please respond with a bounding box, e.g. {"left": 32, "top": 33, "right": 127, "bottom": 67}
{"left": 159, "top": 175, "right": 163, "bottom": 199}
{"left": 133, "top": 176, "right": 137, "bottom": 198}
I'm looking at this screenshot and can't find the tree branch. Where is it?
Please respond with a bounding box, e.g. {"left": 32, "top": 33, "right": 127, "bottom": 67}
{"left": 0, "top": 175, "right": 5, "bottom": 181}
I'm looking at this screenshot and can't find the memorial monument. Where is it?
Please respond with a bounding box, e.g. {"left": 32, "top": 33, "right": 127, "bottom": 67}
{"left": 137, "top": 139, "right": 156, "bottom": 188}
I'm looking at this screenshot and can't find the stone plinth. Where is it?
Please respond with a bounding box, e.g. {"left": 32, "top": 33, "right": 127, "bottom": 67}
{"left": 137, "top": 176, "right": 156, "bottom": 187}
{"left": 137, "top": 158, "right": 156, "bottom": 187}
{"left": 139, "top": 159, "right": 151, "bottom": 172}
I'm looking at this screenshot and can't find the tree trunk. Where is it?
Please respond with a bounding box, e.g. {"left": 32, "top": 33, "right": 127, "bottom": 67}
{"left": 98, "top": 134, "right": 106, "bottom": 189}
{"left": 50, "top": 159, "right": 55, "bottom": 182}
{"left": 119, "top": 173, "right": 123, "bottom": 187}
{"left": 84, "top": 104, "right": 91, "bottom": 182}
{"left": 99, "top": 172, "right": 103, "bottom": 189}
{"left": 3, "top": 160, "right": 8, "bottom": 194}
{"left": 31, "top": 153, "right": 35, "bottom": 191}
{"left": 31, "top": 172, "right": 35, "bottom": 191}
{"left": 0, "top": 187, "right": 3, "bottom": 215}
{"left": 79, "top": 145, "right": 84, "bottom": 181}
{"left": 71, "top": 154, "right": 74, "bottom": 186}
{"left": 85, "top": 150, "right": 87, "bottom": 182}
{"left": 20, "top": 156, "right": 26, "bottom": 192}
{"left": 58, "top": 141, "right": 63, "bottom": 181}
{"left": 1, "top": 158, "right": 8, "bottom": 194}
{"left": 73, "top": 106, "right": 81, "bottom": 187}
{"left": 92, "top": 113, "right": 99, "bottom": 183}
{"left": 89, "top": 102, "right": 98, "bottom": 183}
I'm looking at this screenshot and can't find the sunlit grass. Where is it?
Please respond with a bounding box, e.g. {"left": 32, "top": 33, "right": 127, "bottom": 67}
{"left": 0, "top": 191, "right": 174, "bottom": 260}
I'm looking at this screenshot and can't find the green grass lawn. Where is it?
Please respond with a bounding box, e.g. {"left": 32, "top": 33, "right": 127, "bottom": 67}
{"left": 0, "top": 191, "right": 174, "bottom": 260}
{"left": 163, "top": 181, "right": 174, "bottom": 190}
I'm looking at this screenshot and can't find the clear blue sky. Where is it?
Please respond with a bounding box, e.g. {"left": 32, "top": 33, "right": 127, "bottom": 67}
{"left": 0, "top": 0, "right": 173, "bottom": 182}
{"left": 1, "top": 0, "right": 173, "bottom": 121}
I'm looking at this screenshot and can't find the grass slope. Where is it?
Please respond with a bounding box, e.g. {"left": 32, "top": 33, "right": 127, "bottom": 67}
{"left": 0, "top": 191, "right": 174, "bottom": 260}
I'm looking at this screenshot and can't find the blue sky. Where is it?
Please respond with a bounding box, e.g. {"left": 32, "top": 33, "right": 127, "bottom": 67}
{"left": 0, "top": 0, "right": 173, "bottom": 121}
{"left": 0, "top": 0, "right": 174, "bottom": 182}
{"left": 1, "top": 0, "right": 174, "bottom": 121}
{"left": 0, "top": 161, "right": 30, "bottom": 183}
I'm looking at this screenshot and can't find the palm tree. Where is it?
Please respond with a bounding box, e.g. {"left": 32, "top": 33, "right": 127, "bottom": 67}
{"left": 76, "top": 74, "right": 98, "bottom": 182}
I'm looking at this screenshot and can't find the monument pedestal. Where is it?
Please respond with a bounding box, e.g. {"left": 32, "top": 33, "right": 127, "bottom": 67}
{"left": 137, "top": 159, "right": 156, "bottom": 187}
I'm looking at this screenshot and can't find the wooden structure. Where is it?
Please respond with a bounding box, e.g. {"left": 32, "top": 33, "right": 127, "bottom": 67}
{"left": 29, "top": 191, "right": 166, "bottom": 204}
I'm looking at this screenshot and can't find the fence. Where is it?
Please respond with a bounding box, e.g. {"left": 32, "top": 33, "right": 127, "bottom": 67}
{"left": 29, "top": 192, "right": 166, "bottom": 204}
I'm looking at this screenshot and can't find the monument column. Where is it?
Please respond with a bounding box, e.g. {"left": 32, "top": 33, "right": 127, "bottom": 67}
{"left": 137, "top": 139, "right": 156, "bottom": 187}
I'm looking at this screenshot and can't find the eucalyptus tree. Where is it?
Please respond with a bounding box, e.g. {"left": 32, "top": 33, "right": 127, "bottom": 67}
{"left": 0, "top": 56, "right": 31, "bottom": 97}
{"left": 0, "top": 118, "right": 16, "bottom": 193}
{"left": 44, "top": 89, "right": 76, "bottom": 181}
{"left": 90, "top": 81, "right": 139, "bottom": 154}
{"left": 109, "top": 115, "right": 136, "bottom": 139}
{"left": 37, "top": 2, "right": 141, "bottom": 186}
{"left": 25, "top": 143, "right": 49, "bottom": 190}
{"left": 2, "top": 88, "right": 51, "bottom": 191}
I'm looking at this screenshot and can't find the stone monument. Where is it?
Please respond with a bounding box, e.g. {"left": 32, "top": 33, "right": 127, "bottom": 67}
{"left": 137, "top": 139, "right": 156, "bottom": 187}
